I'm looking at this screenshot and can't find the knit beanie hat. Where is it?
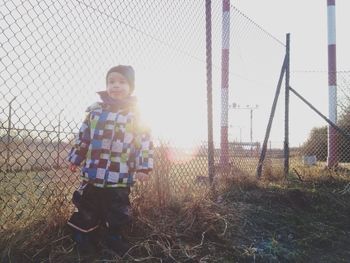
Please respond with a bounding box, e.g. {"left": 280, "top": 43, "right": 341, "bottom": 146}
{"left": 106, "top": 65, "right": 135, "bottom": 93}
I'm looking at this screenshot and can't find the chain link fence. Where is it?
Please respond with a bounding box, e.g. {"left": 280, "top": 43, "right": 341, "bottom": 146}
{"left": 211, "top": 5, "right": 286, "bottom": 179}
{"left": 290, "top": 71, "right": 350, "bottom": 173}
{"left": 2, "top": 1, "right": 349, "bottom": 231}
{"left": 0, "top": 0, "right": 213, "bottom": 229}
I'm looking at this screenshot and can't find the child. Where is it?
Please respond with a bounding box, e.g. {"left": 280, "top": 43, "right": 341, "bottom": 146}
{"left": 67, "top": 65, "right": 153, "bottom": 255}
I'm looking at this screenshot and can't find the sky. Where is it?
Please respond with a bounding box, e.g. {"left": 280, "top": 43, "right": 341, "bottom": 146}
{"left": 229, "top": 0, "right": 350, "bottom": 147}
{"left": 1, "top": 0, "right": 349, "bottom": 149}
{"left": 234, "top": 0, "right": 350, "bottom": 71}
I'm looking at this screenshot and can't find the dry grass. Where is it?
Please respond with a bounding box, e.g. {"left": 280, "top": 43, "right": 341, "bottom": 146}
{"left": 0, "top": 195, "right": 74, "bottom": 263}
{"left": 0, "top": 177, "right": 229, "bottom": 262}
{"left": 2, "top": 168, "right": 350, "bottom": 262}
{"left": 2, "top": 147, "right": 350, "bottom": 262}
{"left": 1, "top": 168, "right": 78, "bottom": 230}
{"left": 0, "top": 137, "right": 70, "bottom": 172}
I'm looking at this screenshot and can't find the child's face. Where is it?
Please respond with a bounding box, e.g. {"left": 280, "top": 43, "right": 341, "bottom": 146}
{"left": 106, "top": 72, "right": 131, "bottom": 100}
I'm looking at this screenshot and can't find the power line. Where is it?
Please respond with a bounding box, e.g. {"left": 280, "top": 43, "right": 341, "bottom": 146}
{"left": 292, "top": 69, "right": 350, "bottom": 73}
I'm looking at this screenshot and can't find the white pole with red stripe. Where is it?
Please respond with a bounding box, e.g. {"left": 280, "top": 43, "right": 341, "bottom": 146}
{"left": 327, "top": 0, "right": 338, "bottom": 167}
{"left": 220, "top": 0, "right": 230, "bottom": 166}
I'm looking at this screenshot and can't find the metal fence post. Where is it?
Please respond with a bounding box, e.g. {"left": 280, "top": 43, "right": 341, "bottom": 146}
{"left": 6, "top": 97, "right": 16, "bottom": 172}
{"left": 257, "top": 57, "right": 287, "bottom": 178}
{"left": 56, "top": 109, "right": 63, "bottom": 168}
{"left": 220, "top": 0, "right": 230, "bottom": 166}
{"left": 284, "top": 33, "right": 290, "bottom": 178}
{"left": 206, "top": 0, "right": 215, "bottom": 183}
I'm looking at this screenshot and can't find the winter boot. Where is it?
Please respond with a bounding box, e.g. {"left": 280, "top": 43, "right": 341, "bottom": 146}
{"left": 104, "top": 234, "right": 131, "bottom": 256}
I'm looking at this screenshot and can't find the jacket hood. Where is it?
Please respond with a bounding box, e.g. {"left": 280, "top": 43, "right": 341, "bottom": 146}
{"left": 97, "top": 91, "right": 137, "bottom": 110}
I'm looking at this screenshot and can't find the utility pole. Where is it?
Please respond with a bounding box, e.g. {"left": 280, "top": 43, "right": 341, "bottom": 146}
{"left": 229, "top": 103, "right": 258, "bottom": 143}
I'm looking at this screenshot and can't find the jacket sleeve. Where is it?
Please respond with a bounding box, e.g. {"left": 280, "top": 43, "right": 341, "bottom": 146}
{"left": 68, "top": 112, "right": 91, "bottom": 166}
{"left": 132, "top": 112, "right": 154, "bottom": 173}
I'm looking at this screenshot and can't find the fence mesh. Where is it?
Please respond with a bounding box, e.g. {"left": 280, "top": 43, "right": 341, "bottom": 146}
{"left": 336, "top": 72, "right": 350, "bottom": 166}
{"left": 290, "top": 71, "right": 350, "bottom": 173}
{"left": 210, "top": 4, "right": 286, "bottom": 178}
{"left": 0, "top": 0, "right": 211, "bottom": 229}
{"left": 1, "top": 1, "right": 349, "bottom": 231}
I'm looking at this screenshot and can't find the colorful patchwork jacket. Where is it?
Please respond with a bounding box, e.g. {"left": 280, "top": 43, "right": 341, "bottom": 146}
{"left": 68, "top": 91, "right": 153, "bottom": 187}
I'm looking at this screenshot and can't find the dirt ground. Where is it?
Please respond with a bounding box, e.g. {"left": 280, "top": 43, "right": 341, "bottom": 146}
{"left": 1, "top": 171, "right": 350, "bottom": 263}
